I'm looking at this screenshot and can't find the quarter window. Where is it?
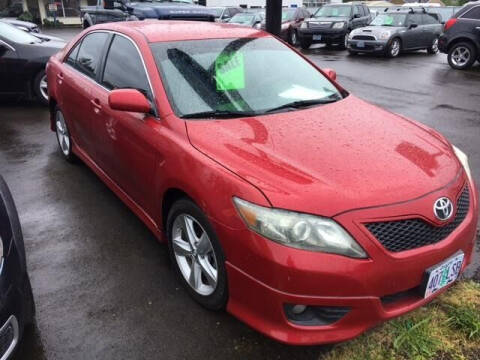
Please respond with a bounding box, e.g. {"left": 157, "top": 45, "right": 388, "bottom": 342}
{"left": 76, "top": 32, "right": 109, "bottom": 79}
{"left": 102, "top": 34, "right": 151, "bottom": 99}
{"left": 423, "top": 14, "right": 439, "bottom": 25}
{"left": 462, "top": 6, "right": 480, "bottom": 20}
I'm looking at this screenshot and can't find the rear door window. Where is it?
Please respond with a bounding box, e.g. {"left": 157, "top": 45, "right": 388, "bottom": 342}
{"left": 75, "top": 32, "right": 109, "bottom": 79}
{"left": 102, "top": 34, "right": 151, "bottom": 100}
{"left": 462, "top": 6, "right": 480, "bottom": 20}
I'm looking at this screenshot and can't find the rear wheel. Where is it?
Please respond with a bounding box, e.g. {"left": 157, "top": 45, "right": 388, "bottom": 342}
{"left": 448, "top": 42, "right": 476, "bottom": 70}
{"left": 167, "top": 199, "right": 228, "bottom": 310}
{"left": 55, "top": 107, "right": 76, "bottom": 162}
{"left": 33, "top": 70, "right": 48, "bottom": 106}
{"left": 386, "top": 38, "right": 401, "bottom": 58}
{"left": 427, "top": 37, "right": 439, "bottom": 54}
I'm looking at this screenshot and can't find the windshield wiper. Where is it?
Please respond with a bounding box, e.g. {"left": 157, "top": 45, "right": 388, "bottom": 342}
{"left": 264, "top": 98, "right": 340, "bottom": 114}
{"left": 181, "top": 110, "right": 258, "bottom": 119}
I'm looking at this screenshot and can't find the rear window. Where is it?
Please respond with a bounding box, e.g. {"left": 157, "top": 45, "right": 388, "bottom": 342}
{"left": 75, "top": 32, "right": 109, "bottom": 79}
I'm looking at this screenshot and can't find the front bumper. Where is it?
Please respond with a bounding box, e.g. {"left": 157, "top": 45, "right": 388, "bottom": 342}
{"left": 348, "top": 39, "right": 388, "bottom": 53}
{"left": 298, "top": 28, "right": 347, "bottom": 44}
{"left": 217, "top": 176, "right": 478, "bottom": 345}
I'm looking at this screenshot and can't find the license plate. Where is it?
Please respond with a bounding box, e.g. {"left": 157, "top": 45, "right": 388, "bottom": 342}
{"left": 357, "top": 41, "right": 365, "bottom": 48}
{"left": 423, "top": 252, "right": 464, "bottom": 298}
{"left": 313, "top": 35, "right": 322, "bottom": 41}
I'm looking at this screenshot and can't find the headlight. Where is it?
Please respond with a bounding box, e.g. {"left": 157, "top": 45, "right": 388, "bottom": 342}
{"left": 332, "top": 22, "right": 345, "bottom": 29}
{"left": 300, "top": 22, "right": 308, "bottom": 29}
{"left": 233, "top": 198, "right": 367, "bottom": 258}
{"left": 379, "top": 31, "right": 391, "bottom": 40}
{"left": 453, "top": 145, "right": 472, "bottom": 181}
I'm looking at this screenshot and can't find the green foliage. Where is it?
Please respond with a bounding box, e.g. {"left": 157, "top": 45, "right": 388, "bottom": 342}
{"left": 17, "top": 11, "right": 33, "bottom": 22}
{"left": 445, "top": 304, "right": 480, "bottom": 339}
{"left": 392, "top": 316, "right": 441, "bottom": 359}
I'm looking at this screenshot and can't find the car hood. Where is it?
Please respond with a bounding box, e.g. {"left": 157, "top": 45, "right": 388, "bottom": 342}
{"left": 305, "top": 16, "right": 349, "bottom": 23}
{"left": 186, "top": 96, "right": 460, "bottom": 216}
{"left": 351, "top": 25, "right": 404, "bottom": 36}
{"left": 0, "top": 18, "right": 37, "bottom": 30}
{"left": 33, "top": 33, "right": 65, "bottom": 42}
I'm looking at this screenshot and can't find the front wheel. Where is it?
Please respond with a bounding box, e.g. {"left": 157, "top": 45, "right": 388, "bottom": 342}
{"left": 33, "top": 70, "right": 48, "bottom": 106}
{"left": 289, "top": 29, "right": 298, "bottom": 46}
{"left": 386, "top": 38, "right": 401, "bottom": 58}
{"left": 167, "top": 199, "right": 228, "bottom": 310}
{"left": 448, "top": 42, "right": 476, "bottom": 70}
{"left": 427, "top": 37, "right": 439, "bottom": 54}
{"left": 340, "top": 31, "right": 350, "bottom": 50}
{"left": 300, "top": 39, "right": 311, "bottom": 50}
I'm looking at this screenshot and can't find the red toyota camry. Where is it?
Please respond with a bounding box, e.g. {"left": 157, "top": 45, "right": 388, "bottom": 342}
{"left": 46, "top": 21, "right": 478, "bottom": 345}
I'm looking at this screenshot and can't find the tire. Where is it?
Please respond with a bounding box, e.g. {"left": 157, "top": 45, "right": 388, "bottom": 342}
{"left": 300, "top": 39, "right": 311, "bottom": 50}
{"left": 167, "top": 199, "right": 228, "bottom": 310}
{"left": 340, "top": 31, "right": 350, "bottom": 50}
{"left": 386, "top": 38, "right": 401, "bottom": 58}
{"left": 448, "top": 42, "right": 476, "bottom": 70}
{"left": 348, "top": 49, "right": 358, "bottom": 56}
{"left": 33, "top": 70, "right": 48, "bottom": 106}
{"left": 23, "top": 274, "right": 35, "bottom": 327}
{"left": 54, "top": 107, "right": 76, "bottom": 162}
{"left": 289, "top": 29, "right": 298, "bottom": 46}
{"left": 427, "top": 37, "right": 439, "bottom": 55}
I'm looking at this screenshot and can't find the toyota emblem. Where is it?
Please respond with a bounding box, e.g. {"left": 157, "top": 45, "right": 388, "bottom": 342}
{"left": 433, "top": 197, "right": 454, "bottom": 221}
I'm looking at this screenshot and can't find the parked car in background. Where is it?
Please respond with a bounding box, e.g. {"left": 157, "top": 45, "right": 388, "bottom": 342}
{"left": 262, "top": 7, "right": 311, "bottom": 45}
{"left": 439, "top": 1, "right": 480, "bottom": 70}
{"left": 348, "top": 9, "right": 442, "bottom": 57}
{"left": 47, "top": 20, "right": 478, "bottom": 346}
{"left": 0, "top": 18, "right": 39, "bottom": 33}
{"left": 0, "top": 174, "right": 35, "bottom": 359}
{"left": 0, "top": 21, "right": 66, "bottom": 104}
{"left": 298, "top": 2, "right": 372, "bottom": 50}
{"left": 228, "top": 11, "right": 264, "bottom": 28}
{"left": 81, "top": 0, "right": 214, "bottom": 28}
{"left": 208, "top": 6, "right": 243, "bottom": 22}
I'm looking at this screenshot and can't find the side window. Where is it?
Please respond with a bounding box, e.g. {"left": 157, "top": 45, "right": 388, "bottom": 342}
{"left": 364, "top": 6, "right": 370, "bottom": 15}
{"left": 76, "top": 32, "right": 109, "bottom": 79}
{"left": 407, "top": 14, "right": 423, "bottom": 26}
{"left": 66, "top": 42, "right": 80, "bottom": 67}
{"left": 423, "top": 14, "right": 438, "bottom": 25}
{"left": 102, "top": 35, "right": 151, "bottom": 99}
{"left": 463, "top": 6, "right": 480, "bottom": 20}
{"left": 353, "top": 6, "right": 361, "bottom": 17}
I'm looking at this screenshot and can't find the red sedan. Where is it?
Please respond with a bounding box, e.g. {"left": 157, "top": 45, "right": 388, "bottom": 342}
{"left": 46, "top": 21, "right": 478, "bottom": 345}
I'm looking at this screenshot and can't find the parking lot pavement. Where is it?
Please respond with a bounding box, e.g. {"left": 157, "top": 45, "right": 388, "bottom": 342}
{"left": 1, "top": 27, "right": 479, "bottom": 360}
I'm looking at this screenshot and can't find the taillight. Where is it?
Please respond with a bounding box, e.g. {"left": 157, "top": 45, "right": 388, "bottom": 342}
{"left": 444, "top": 18, "right": 457, "bottom": 31}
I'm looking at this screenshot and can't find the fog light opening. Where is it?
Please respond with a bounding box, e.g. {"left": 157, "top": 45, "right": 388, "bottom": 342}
{"left": 284, "top": 304, "right": 351, "bottom": 326}
{"left": 291, "top": 304, "right": 307, "bottom": 315}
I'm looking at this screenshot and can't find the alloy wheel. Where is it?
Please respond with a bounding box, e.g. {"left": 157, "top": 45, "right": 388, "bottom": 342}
{"left": 172, "top": 214, "right": 218, "bottom": 296}
{"left": 451, "top": 46, "right": 470, "bottom": 67}
{"left": 390, "top": 39, "right": 400, "bottom": 57}
{"left": 344, "top": 32, "right": 349, "bottom": 49}
{"left": 431, "top": 38, "right": 439, "bottom": 53}
{"left": 291, "top": 30, "right": 297, "bottom": 45}
{"left": 55, "top": 111, "right": 70, "bottom": 156}
{"left": 39, "top": 74, "right": 48, "bottom": 102}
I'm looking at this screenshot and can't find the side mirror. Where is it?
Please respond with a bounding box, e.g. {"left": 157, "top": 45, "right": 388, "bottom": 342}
{"left": 108, "top": 89, "right": 151, "bottom": 113}
{"left": 409, "top": 23, "right": 418, "bottom": 29}
{"left": 323, "top": 68, "right": 336, "bottom": 81}
{"left": 353, "top": 13, "right": 361, "bottom": 19}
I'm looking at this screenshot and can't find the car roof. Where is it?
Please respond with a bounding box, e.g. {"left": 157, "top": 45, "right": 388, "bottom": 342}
{"left": 94, "top": 20, "right": 267, "bottom": 43}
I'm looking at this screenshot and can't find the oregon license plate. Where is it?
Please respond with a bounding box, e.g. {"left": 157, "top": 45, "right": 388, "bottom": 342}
{"left": 357, "top": 41, "right": 365, "bottom": 48}
{"left": 313, "top": 35, "right": 322, "bottom": 41}
{"left": 424, "top": 252, "right": 464, "bottom": 298}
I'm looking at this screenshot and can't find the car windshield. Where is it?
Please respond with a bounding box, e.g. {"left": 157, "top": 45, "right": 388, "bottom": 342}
{"left": 314, "top": 5, "right": 351, "bottom": 18}
{"left": 229, "top": 13, "right": 255, "bottom": 24}
{"left": 282, "top": 9, "right": 296, "bottom": 21}
{"left": 210, "top": 8, "right": 224, "bottom": 17}
{"left": 370, "top": 13, "right": 407, "bottom": 26}
{"left": 0, "top": 21, "right": 41, "bottom": 44}
{"left": 150, "top": 37, "right": 343, "bottom": 118}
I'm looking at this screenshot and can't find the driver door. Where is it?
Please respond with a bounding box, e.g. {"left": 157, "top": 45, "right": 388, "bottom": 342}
{"left": 404, "top": 14, "right": 424, "bottom": 49}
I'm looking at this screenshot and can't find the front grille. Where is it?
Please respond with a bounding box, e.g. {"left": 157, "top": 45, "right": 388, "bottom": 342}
{"left": 308, "top": 22, "right": 331, "bottom": 28}
{"left": 352, "top": 35, "right": 376, "bottom": 41}
{"left": 0, "top": 323, "right": 14, "bottom": 357}
{"left": 365, "top": 186, "right": 470, "bottom": 253}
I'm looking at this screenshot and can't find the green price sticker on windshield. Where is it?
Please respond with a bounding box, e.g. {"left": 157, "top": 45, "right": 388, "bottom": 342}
{"left": 215, "top": 52, "right": 245, "bottom": 91}
{"left": 384, "top": 16, "right": 393, "bottom": 25}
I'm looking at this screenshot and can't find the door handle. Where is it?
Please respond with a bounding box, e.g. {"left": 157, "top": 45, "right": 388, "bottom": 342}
{"left": 57, "top": 72, "right": 64, "bottom": 84}
{"left": 91, "top": 98, "right": 102, "bottom": 113}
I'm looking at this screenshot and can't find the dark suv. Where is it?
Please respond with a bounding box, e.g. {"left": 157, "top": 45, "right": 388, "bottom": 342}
{"left": 439, "top": 1, "right": 480, "bottom": 70}
{"left": 297, "top": 2, "right": 372, "bottom": 50}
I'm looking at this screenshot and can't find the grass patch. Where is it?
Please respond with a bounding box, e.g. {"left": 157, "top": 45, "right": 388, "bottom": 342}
{"left": 321, "top": 280, "right": 480, "bottom": 360}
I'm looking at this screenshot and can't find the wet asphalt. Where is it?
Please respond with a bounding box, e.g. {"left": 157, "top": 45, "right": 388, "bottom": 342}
{"left": 0, "top": 28, "right": 479, "bottom": 360}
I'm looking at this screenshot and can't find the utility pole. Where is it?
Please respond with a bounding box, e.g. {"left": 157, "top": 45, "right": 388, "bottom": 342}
{"left": 265, "top": 0, "right": 282, "bottom": 37}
